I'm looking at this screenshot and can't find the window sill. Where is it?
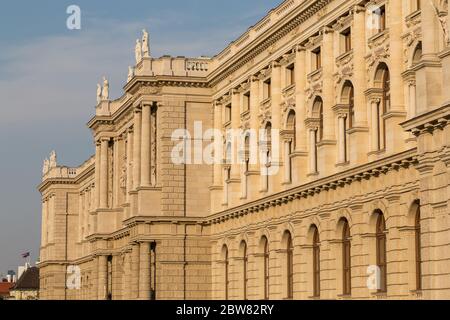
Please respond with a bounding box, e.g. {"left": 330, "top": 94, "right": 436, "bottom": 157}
{"left": 368, "top": 29, "right": 389, "bottom": 44}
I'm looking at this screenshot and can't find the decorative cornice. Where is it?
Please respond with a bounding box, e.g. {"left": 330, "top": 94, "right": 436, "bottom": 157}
{"left": 208, "top": 0, "right": 332, "bottom": 86}
{"left": 208, "top": 148, "right": 418, "bottom": 225}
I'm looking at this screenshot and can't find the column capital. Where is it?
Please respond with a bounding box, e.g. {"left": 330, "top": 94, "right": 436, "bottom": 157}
{"left": 321, "top": 25, "right": 334, "bottom": 35}
{"left": 113, "top": 135, "right": 123, "bottom": 142}
{"left": 293, "top": 44, "right": 306, "bottom": 53}
{"left": 338, "top": 113, "right": 348, "bottom": 119}
{"left": 100, "top": 136, "right": 111, "bottom": 143}
{"left": 250, "top": 75, "right": 260, "bottom": 83}
{"left": 270, "top": 60, "right": 282, "bottom": 69}
{"left": 133, "top": 105, "right": 142, "bottom": 113}
{"left": 370, "top": 97, "right": 381, "bottom": 105}
{"left": 230, "top": 88, "right": 240, "bottom": 96}
{"left": 351, "top": 4, "right": 366, "bottom": 15}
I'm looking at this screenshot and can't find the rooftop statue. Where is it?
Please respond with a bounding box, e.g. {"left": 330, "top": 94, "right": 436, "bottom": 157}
{"left": 96, "top": 83, "right": 102, "bottom": 104}
{"left": 127, "top": 66, "right": 134, "bottom": 82}
{"left": 142, "top": 29, "right": 150, "bottom": 58}
{"left": 135, "top": 39, "right": 142, "bottom": 64}
{"left": 49, "top": 151, "right": 57, "bottom": 168}
{"left": 42, "top": 158, "right": 49, "bottom": 176}
{"left": 101, "top": 76, "right": 109, "bottom": 100}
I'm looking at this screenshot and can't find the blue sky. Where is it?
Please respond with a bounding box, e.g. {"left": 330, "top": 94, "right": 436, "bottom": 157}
{"left": 0, "top": 1, "right": 282, "bottom": 275}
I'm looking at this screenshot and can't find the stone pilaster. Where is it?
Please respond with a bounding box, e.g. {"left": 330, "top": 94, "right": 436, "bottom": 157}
{"left": 141, "top": 103, "right": 151, "bottom": 187}
{"left": 133, "top": 106, "right": 142, "bottom": 191}
{"left": 99, "top": 137, "right": 109, "bottom": 208}
{"left": 139, "top": 242, "right": 151, "bottom": 300}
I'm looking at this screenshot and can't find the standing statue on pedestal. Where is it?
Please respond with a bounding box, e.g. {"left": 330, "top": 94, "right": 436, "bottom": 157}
{"left": 42, "top": 158, "right": 50, "bottom": 176}
{"left": 127, "top": 66, "right": 135, "bottom": 82}
{"left": 96, "top": 83, "right": 102, "bottom": 104}
{"left": 49, "top": 151, "right": 57, "bottom": 168}
{"left": 135, "top": 39, "right": 142, "bottom": 64}
{"left": 101, "top": 76, "right": 109, "bottom": 100}
{"left": 142, "top": 29, "right": 150, "bottom": 58}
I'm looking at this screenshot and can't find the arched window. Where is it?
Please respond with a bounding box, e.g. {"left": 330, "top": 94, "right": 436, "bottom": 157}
{"left": 107, "top": 255, "right": 113, "bottom": 300}
{"left": 223, "top": 245, "right": 229, "bottom": 300}
{"left": 312, "top": 226, "right": 321, "bottom": 297}
{"left": 340, "top": 82, "right": 354, "bottom": 163}
{"left": 312, "top": 98, "right": 324, "bottom": 142}
{"left": 376, "top": 211, "right": 387, "bottom": 292}
{"left": 262, "top": 123, "right": 272, "bottom": 192}
{"left": 342, "top": 220, "right": 351, "bottom": 295}
{"left": 374, "top": 64, "right": 390, "bottom": 150}
{"left": 414, "top": 202, "right": 422, "bottom": 291}
{"left": 262, "top": 236, "right": 270, "bottom": 300}
{"left": 382, "top": 68, "right": 391, "bottom": 114}
{"left": 241, "top": 241, "right": 248, "bottom": 300}
{"left": 286, "top": 111, "right": 296, "bottom": 183}
{"left": 412, "top": 43, "right": 422, "bottom": 66}
{"left": 285, "top": 231, "right": 294, "bottom": 299}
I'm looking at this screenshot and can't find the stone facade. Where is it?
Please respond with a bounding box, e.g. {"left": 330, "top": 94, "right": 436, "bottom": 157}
{"left": 38, "top": 0, "right": 450, "bottom": 300}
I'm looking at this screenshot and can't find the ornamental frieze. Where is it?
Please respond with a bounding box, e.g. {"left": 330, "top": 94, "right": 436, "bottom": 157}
{"left": 366, "top": 43, "right": 390, "bottom": 83}
{"left": 306, "top": 69, "right": 323, "bottom": 101}
{"left": 403, "top": 27, "right": 422, "bottom": 65}
{"left": 334, "top": 50, "right": 354, "bottom": 96}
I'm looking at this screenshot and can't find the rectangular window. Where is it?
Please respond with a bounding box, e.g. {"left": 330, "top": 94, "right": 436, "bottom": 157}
{"left": 374, "top": 6, "right": 386, "bottom": 33}
{"left": 225, "top": 104, "right": 232, "bottom": 123}
{"left": 341, "top": 28, "right": 352, "bottom": 53}
{"left": 243, "top": 92, "right": 250, "bottom": 112}
{"left": 312, "top": 47, "right": 322, "bottom": 70}
{"left": 263, "top": 78, "right": 272, "bottom": 100}
{"left": 286, "top": 63, "right": 295, "bottom": 87}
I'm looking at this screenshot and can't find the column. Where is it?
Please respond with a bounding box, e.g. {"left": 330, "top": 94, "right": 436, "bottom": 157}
{"left": 352, "top": 5, "right": 368, "bottom": 126}
{"left": 283, "top": 140, "right": 291, "bottom": 183}
{"left": 133, "top": 106, "right": 142, "bottom": 190}
{"left": 131, "top": 244, "right": 140, "bottom": 299}
{"left": 94, "top": 141, "right": 101, "bottom": 208}
{"left": 122, "top": 252, "right": 131, "bottom": 300}
{"left": 294, "top": 46, "right": 307, "bottom": 152}
{"left": 322, "top": 27, "right": 335, "bottom": 140}
{"left": 126, "top": 128, "right": 133, "bottom": 203}
{"left": 389, "top": 0, "right": 405, "bottom": 111}
{"left": 370, "top": 98, "right": 380, "bottom": 152}
{"left": 113, "top": 136, "right": 121, "bottom": 208}
{"left": 213, "top": 102, "right": 222, "bottom": 186}
{"left": 309, "top": 128, "right": 317, "bottom": 174}
{"left": 98, "top": 255, "right": 107, "bottom": 300}
{"left": 338, "top": 114, "right": 347, "bottom": 164}
{"left": 139, "top": 242, "right": 151, "bottom": 300}
{"left": 271, "top": 62, "right": 282, "bottom": 190}
{"left": 223, "top": 168, "right": 229, "bottom": 205}
{"left": 240, "top": 160, "right": 247, "bottom": 199}
{"left": 231, "top": 90, "right": 241, "bottom": 179}
{"left": 408, "top": 80, "right": 417, "bottom": 118}
{"left": 248, "top": 76, "right": 260, "bottom": 199}
{"left": 141, "top": 104, "right": 151, "bottom": 187}
{"left": 249, "top": 76, "right": 260, "bottom": 169}
{"left": 99, "top": 137, "right": 109, "bottom": 208}
{"left": 271, "top": 62, "right": 282, "bottom": 129}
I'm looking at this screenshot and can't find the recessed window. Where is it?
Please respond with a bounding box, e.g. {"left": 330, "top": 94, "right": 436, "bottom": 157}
{"left": 263, "top": 78, "right": 272, "bottom": 100}
{"left": 373, "top": 6, "right": 386, "bottom": 33}
{"left": 312, "top": 47, "right": 322, "bottom": 70}
{"left": 341, "top": 28, "right": 352, "bottom": 53}
{"left": 225, "top": 104, "right": 231, "bottom": 123}
{"left": 243, "top": 92, "right": 250, "bottom": 112}
{"left": 286, "top": 63, "right": 295, "bottom": 87}
{"left": 412, "top": 0, "right": 421, "bottom": 12}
